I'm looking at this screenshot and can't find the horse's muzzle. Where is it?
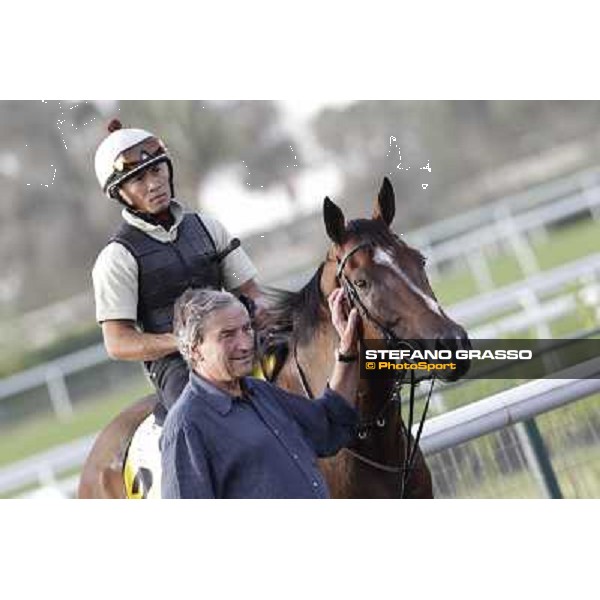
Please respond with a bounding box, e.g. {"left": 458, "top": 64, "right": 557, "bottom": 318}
{"left": 433, "top": 325, "right": 471, "bottom": 381}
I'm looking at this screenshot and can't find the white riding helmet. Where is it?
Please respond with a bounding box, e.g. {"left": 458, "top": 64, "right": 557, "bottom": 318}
{"left": 94, "top": 119, "right": 174, "bottom": 200}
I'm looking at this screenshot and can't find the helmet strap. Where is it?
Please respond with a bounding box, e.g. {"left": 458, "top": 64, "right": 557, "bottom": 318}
{"left": 123, "top": 204, "right": 175, "bottom": 231}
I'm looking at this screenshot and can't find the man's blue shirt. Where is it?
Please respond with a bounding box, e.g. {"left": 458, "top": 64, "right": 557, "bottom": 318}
{"left": 160, "top": 372, "right": 358, "bottom": 498}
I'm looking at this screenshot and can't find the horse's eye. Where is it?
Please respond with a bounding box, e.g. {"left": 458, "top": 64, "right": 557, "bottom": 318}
{"left": 420, "top": 256, "right": 428, "bottom": 267}
{"left": 354, "top": 279, "right": 368, "bottom": 289}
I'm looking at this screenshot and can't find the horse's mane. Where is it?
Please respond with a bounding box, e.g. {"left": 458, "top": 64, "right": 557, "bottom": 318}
{"left": 260, "top": 262, "right": 326, "bottom": 350}
{"left": 256, "top": 263, "right": 325, "bottom": 382}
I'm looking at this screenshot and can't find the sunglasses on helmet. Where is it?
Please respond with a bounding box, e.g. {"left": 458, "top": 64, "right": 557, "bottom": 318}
{"left": 113, "top": 137, "right": 167, "bottom": 174}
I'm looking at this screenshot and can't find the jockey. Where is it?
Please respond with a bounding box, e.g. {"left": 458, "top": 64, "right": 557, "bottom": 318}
{"left": 92, "top": 119, "right": 265, "bottom": 424}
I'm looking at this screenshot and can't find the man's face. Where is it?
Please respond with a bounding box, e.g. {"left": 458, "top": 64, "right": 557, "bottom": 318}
{"left": 119, "top": 161, "right": 171, "bottom": 214}
{"left": 192, "top": 303, "right": 255, "bottom": 383}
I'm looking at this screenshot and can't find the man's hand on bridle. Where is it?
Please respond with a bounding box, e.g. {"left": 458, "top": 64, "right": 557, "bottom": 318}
{"left": 328, "top": 288, "right": 360, "bottom": 356}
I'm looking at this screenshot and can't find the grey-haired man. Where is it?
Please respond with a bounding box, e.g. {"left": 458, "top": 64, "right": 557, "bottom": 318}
{"left": 161, "top": 287, "right": 361, "bottom": 498}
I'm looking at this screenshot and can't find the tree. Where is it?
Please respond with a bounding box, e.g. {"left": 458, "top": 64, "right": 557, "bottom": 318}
{"left": 311, "top": 100, "right": 600, "bottom": 228}
{"left": 117, "top": 100, "right": 303, "bottom": 206}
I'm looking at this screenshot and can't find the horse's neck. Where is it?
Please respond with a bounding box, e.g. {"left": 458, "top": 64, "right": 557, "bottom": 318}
{"left": 295, "top": 322, "right": 337, "bottom": 395}
{"left": 296, "top": 257, "right": 338, "bottom": 394}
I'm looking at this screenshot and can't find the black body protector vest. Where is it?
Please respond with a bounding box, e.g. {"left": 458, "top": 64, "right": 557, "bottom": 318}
{"left": 110, "top": 213, "right": 222, "bottom": 334}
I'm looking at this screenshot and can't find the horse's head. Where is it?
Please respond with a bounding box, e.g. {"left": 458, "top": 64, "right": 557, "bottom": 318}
{"left": 323, "top": 177, "right": 471, "bottom": 381}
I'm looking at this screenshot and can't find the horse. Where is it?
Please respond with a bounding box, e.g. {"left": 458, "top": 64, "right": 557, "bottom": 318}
{"left": 78, "top": 177, "right": 470, "bottom": 499}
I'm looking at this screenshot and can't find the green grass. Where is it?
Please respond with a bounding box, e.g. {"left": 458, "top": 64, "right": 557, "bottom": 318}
{"left": 0, "top": 379, "right": 152, "bottom": 467}
{"left": 536, "top": 219, "right": 600, "bottom": 269}
{"left": 430, "top": 266, "right": 479, "bottom": 306}
{"left": 431, "top": 432, "right": 600, "bottom": 499}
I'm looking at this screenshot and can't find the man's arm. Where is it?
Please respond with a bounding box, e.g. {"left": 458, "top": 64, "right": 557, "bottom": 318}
{"left": 93, "top": 243, "right": 173, "bottom": 362}
{"left": 274, "top": 385, "right": 359, "bottom": 458}
{"left": 161, "top": 422, "right": 215, "bottom": 499}
{"left": 233, "top": 278, "right": 261, "bottom": 300}
{"left": 199, "top": 214, "right": 258, "bottom": 293}
{"left": 102, "top": 320, "right": 178, "bottom": 361}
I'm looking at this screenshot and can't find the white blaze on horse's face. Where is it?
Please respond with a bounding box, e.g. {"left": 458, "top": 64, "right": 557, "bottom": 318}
{"left": 373, "top": 248, "right": 443, "bottom": 317}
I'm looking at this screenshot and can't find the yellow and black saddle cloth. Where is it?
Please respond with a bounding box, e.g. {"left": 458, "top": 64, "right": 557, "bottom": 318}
{"left": 123, "top": 412, "right": 163, "bottom": 499}
{"left": 123, "top": 360, "right": 277, "bottom": 499}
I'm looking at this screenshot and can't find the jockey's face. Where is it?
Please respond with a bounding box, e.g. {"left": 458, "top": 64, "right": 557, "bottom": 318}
{"left": 192, "top": 302, "right": 255, "bottom": 383}
{"left": 119, "top": 161, "right": 171, "bottom": 214}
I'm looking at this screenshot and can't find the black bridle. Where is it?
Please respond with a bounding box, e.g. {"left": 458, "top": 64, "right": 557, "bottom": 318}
{"left": 334, "top": 240, "right": 435, "bottom": 498}
{"left": 335, "top": 241, "right": 402, "bottom": 346}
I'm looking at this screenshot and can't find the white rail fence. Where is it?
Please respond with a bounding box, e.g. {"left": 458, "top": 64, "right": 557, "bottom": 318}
{"left": 2, "top": 358, "right": 599, "bottom": 499}
{"left": 447, "top": 252, "right": 600, "bottom": 326}
{"left": 416, "top": 182, "right": 600, "bottom": 283}
{"left": 0, "top": 345, "right": 109, "bottom": 422}
{"left": 406, "top": 165, "right": 600, "bottom": 248}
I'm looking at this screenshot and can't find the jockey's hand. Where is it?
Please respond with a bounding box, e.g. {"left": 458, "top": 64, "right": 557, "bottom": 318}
{"left": 252, "top": 295, "right": 269, "bottom": 327}
{"left": 328, "top": 288, "right": 360, "bottom": 355}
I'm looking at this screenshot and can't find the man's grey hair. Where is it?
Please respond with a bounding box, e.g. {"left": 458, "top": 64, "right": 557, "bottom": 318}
{"left": 174, "top": 288, "right": 241, "bottom": 366}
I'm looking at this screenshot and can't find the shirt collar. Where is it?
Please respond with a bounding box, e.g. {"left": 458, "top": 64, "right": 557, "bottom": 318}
{"left": 189, "top": 371, "right": 256, "bottom": 416}
{"left": 121, "top": 198, "right": 185, "bottom": 236}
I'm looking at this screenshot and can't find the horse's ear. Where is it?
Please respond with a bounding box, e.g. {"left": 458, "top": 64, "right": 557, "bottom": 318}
{"left": 323, "top": 197, "right": 346, "bottom": 245}
{"left": 373, "top": 176, "right": 395, "bottom": 226}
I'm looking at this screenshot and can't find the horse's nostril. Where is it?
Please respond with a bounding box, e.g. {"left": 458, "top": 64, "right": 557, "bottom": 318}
{"left": 434, "top": 337, "right": 455, "bottom": 353}
{"left": 456, "top": 328, "right": 471, "bottom": 350}
{"left": 461, "top": 335, "right": 471, "bottom": 350}
{"left": 432, "top": 328, "right": 471, "bottom": 381}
